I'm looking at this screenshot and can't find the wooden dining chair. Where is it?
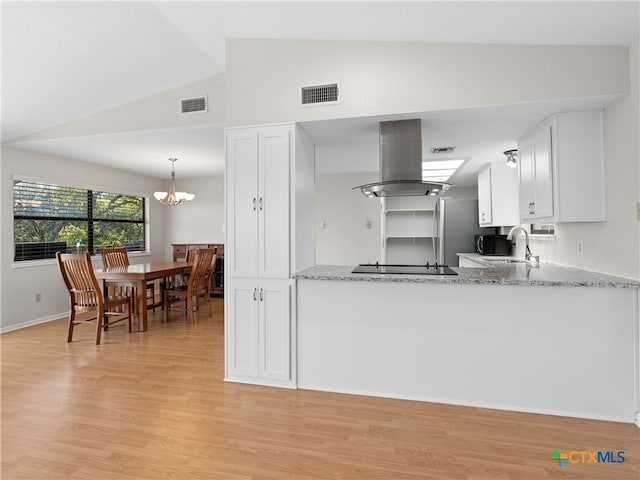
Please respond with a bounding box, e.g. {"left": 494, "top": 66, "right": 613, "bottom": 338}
{"left": 56, "top": 252, "right": 132, "bottom": 344}
{"left": 101, "top": 246, "right": 157, "bottom": 312}
{"left": 204, "top": 251, "right": 219, "bottom": 299}
{"left": 176, "top": 245, "right": 217, "bottom": 287}
{"left": 163, "top": 248, "right": 216, "bottom": 323}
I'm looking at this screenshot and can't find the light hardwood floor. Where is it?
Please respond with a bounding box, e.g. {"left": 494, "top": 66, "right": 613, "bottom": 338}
{"left": 2, "top": 298, "right": 638, "bottom": 479}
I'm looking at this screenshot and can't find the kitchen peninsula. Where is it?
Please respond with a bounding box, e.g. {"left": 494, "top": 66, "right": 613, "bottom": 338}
{"left": 294, "top": 264, "right": 639, "bottom": 423}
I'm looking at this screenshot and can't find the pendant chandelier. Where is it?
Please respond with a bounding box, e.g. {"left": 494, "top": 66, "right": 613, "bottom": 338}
{"left": 153, "top": 158, "right": 195, "bottom": 206}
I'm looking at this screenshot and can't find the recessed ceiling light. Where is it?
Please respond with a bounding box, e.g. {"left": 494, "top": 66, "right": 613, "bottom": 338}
{"left": 422, "top": 158, "right": 465, "bottom": 182}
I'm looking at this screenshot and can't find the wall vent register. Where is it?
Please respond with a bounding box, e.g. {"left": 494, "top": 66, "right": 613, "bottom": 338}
{"left": 352, "top": 262, "right": 458, "bottom": 275}
{"left": 300, "top": 82, "right": 340, "bottom": 106}
{"left": 180, "top": 95, "right": 208, "bottom": 114}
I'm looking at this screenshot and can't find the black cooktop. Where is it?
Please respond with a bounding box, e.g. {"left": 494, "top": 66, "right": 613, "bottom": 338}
{"left": 351, "top": 263, "right": 458, "bottom": 275}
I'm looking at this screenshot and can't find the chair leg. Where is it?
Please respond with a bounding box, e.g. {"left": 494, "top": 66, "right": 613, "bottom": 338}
{"left": 127, "top": 297, "right": 133, "bottom": 333}
{"left": 67, "top": 309, "right": 75, "bottom": 342}
{"left": 163, "top": 291, "right": 169, "bottom": 322}
{"left": 205, "top": 296, "right": 212, "bottom": 316}
{"left": 187, "top": 295, "right": 194, "bottom": 323}
{"left": 95, "top": 309, "right": 103, "bottom": 345}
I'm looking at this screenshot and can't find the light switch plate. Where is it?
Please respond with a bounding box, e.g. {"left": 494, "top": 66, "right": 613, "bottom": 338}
{"left": 637, "top": 202, "right": 640, "bottom": 221}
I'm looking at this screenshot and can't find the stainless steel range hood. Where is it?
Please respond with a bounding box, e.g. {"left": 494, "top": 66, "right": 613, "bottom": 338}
{"left": 353, "top": 119, "right": 450, "bottom": 197}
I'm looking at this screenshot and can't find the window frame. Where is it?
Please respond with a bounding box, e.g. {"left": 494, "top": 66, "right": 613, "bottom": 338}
{"left": 530, "top": 223, "right": 555, "bottom": 236}
{"left": 12, "top": 175, "right": 150, "bottom": 265}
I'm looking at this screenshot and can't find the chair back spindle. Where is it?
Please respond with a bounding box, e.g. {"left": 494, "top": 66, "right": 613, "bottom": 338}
{"left": 102, "top": 247, "right": 130, "bottom": 268}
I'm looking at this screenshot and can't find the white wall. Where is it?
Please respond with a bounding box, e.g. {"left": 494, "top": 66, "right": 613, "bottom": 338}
{"left": 315, "top": 172, "right": 381, "bottom": 265}
{"left": 15, "top": 73, "right": 226, "bottom": 142}
{"left": 13, "top": 40, "right": 630, "bottom": 144}
{"left": 225, "top": 39, "right": 629, "bottom": 126}
{"left": 162, "top": 175, "right": 225, "bottom": 260}
{"left": 0, "top": 146, "right": 166, "bottom": 332}
{"left": 529, "top": 39, "right": 640, "bottom": 280}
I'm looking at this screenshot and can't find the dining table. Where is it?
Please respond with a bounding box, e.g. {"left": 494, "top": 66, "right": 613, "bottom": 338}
{"left": 94, "top": 261, "right": 192, "bottom": 332}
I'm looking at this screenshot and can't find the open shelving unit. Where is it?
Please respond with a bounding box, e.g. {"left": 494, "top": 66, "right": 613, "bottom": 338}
{"left": 381, "top": 196, "right": 437, "bottom": 264}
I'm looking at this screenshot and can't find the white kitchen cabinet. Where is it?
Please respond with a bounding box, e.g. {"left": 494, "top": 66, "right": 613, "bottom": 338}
{"left": 381, "top": 196, "right": 437, "bottom": 264}
{"left": 477, "top": 162, "right": 519, "bottom": 227}
{"left": 225, "top": 123, "right": 314, "bottom": 388}
{"left": 226, "top": 278, "right": 292, "bottom": 384}
{"left": 517, "top": 110, "right": 605, "bottom": 223}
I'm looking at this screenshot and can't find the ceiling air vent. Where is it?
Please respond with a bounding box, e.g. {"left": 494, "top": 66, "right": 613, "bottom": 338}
{"left": 180, "top": 95, "right": 208, "bottom": 115}
{"left": 300, "top": 82, "right": 340, "bottom": 107}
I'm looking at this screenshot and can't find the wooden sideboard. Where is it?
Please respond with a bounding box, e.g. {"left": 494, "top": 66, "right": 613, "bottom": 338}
{"left": 171, "top": 243, "right": 224, "bottom": 297}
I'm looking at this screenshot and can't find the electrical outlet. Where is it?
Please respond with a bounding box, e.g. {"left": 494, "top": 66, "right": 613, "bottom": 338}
{"left": 577, "top": 240, "right": 584, "bottom": 255}
{"left": 366, "top": 220, "right": 372, "bottom": 230}
{"left": 319, "top": 220, "right": 326, "bottom": 229}
{"left": 35, "top": 293, "right": 42, "bottom": 303}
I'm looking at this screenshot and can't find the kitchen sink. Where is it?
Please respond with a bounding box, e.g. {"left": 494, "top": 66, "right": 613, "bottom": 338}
{"left": 483, "top": 258, "right": 528, "bottom": 264}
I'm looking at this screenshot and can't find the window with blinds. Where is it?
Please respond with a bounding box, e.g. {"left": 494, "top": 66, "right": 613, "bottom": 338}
{"left": 13, "top": 180, "right": 146, "bottom": 261}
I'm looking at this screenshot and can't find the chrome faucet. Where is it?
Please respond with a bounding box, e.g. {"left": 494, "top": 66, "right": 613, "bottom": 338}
{"left": 507, "top": 226, "right": 539, "bottom": 264}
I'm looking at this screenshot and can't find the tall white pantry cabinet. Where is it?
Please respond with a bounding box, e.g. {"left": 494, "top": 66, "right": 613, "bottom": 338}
{"left": 224, "top": 123, "right": 315, "bottom": 387}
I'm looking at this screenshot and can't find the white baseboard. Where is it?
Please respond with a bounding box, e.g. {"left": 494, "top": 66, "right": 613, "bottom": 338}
{"left": 297, "top": 382, "right": 637, "bottom": 424}
{"left": 636, "top": 412, "right": 640, "bottom": 428}
{"left": 0, "top": 312, "right": 67, "bottom": 334}
{"left": 223, "top": 377, "right": 297, "bottom": 389}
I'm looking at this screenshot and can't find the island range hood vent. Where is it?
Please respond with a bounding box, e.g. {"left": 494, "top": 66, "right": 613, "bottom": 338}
{"left": 353, "top": 119, "right": 450, "bottom": 198}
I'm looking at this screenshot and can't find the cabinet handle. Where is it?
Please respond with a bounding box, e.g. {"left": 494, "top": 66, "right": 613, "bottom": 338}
{"left": 259, "top": 288, "right": 264, "bottom": 301}
{"left": 252, "top": 197, "right": 257, "bottom": 211}
{"left": 259, "top": 197, "right": 263, "bottom": 211}
{"left": 253, "top": 288, "right": 257, "bottom": 301}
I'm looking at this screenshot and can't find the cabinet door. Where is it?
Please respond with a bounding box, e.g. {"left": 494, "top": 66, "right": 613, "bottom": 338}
{"left": 518, "top": 134, "right": 536, "bottom": 220}
{"left": 518, "top": 123, "right": 553, "bottom": 221}
{"left": 531, "top": 124, "right": 554, "bottom": 219}
{"left": 258, "top": 279, "right": 291, "bottom": 381}
{"left": 479, "top": 162, "right": 519, "bottom": 227}
{"left": 226, "top": 129, "right": 259, "bottom": 277}
{"left": 258, "top": 126, "right": 291, "bottom": 279}
{"left": 477, "top": 167, "right": 492, "bottom": 226}
{"left": 226, "top": 278, "right": 259, "bottom": 378}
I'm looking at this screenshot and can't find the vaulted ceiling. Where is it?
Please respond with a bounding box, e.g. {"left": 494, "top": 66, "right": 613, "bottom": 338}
{"left": 2, "top": 1, "right": 639, "bottom": 181}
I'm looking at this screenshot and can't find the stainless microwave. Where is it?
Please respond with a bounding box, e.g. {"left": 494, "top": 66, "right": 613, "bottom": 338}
{"left": 474, "top": 235, "right": 512, "bottom": 256}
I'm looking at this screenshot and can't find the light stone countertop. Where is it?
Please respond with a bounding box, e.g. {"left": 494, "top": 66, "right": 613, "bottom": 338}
{"left": 294, "top": 263, "right": 640, "bottom": 289}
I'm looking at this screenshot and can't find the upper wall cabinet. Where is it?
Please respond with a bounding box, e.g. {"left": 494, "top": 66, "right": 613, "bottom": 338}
{"left": 517, "top": 111, "right": 605, "bottom": 223}
{"left": 477, "top": 162, "right": 519, "bottom": 227}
